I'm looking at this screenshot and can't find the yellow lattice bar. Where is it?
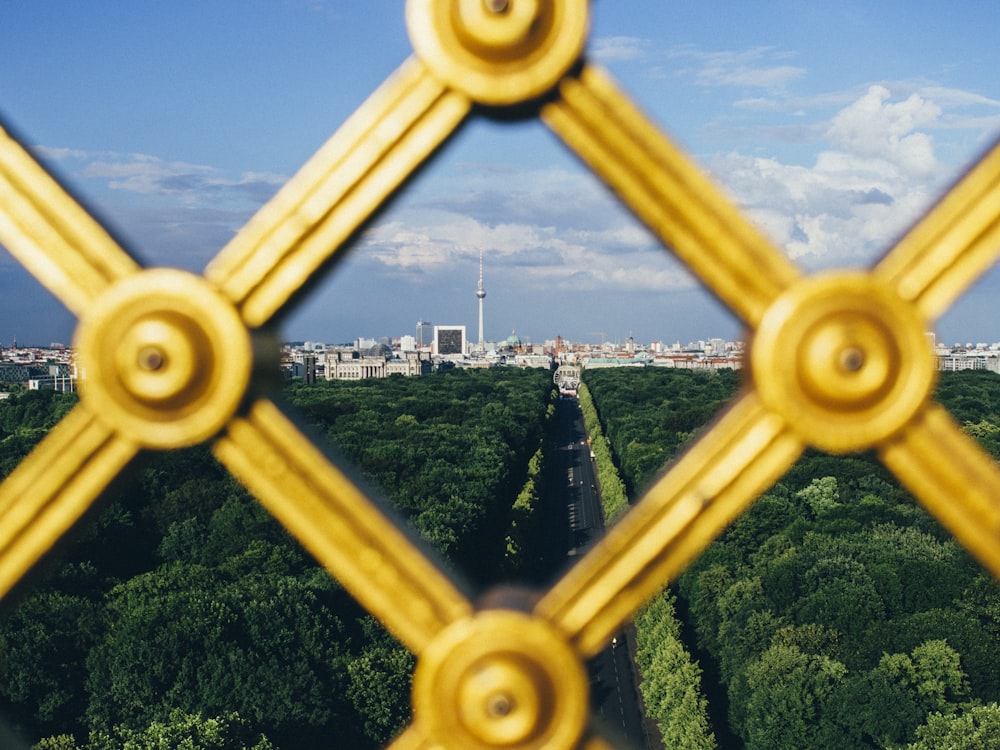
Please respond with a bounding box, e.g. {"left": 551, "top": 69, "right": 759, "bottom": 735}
{"left": 214, "top": 398, "right": 473, "bottom": 654}
{"left": 2, "top": 1, "right": 1000, "bottom": 748}
{"left": 0, "top": 124, "right": 139, "bottom": 316}
{"left": 543, "top": 66, "right": 800, "bottom": 328}
{"left": 205, "top": 57, "right": 471, "bottom": 328}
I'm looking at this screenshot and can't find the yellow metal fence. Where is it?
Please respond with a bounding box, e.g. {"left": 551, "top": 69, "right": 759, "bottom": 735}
{"left": 2, "top": 2, "right": 1000, "bottom": 748}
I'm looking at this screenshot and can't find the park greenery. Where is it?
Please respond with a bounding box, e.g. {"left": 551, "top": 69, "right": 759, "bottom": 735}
{"left": 583, "top": 366, "right": 1000, "bottom": 749}
{"left": 4, "top": 364, "right": 1000, "bottom": 749}
{"left": 0, "top": 367, "right": 555, "bottom": 748}
{"left": 577, "top": 383, "right": 628, "bottom": 523}
{"left": 579, "top": 380, "right": 716, "bottom": 748}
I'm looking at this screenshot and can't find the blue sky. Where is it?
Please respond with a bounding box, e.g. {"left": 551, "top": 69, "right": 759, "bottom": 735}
{"left": 3, "top": 1, "right": 1000, "bottom": 347}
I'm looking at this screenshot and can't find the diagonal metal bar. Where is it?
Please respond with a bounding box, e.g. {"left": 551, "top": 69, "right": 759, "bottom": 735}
{"left": 536, "top": 390, "right": 803, "bottom": 657}
{"left": 205, "top": 57, "right": 471, "bottom": 329}
{"left": 542, "top": 65, "right": 801, "bottom": 329}
{"left": 0, "top": 128, "right": 139, "bottom": 317}
{"left": 213, "top": 397, "right": 473, "bottom": 655}
{"left": 874, "top": 137, "right": 1000, "bottom": 322}
{"left": 0, "top": 123, "right": 140, "bottom": 317}
{"left": 0, "top": 405, "right": 139, "bottom": 599}
{"left": 386, "top": 725, "right": 438, "bottom": 750}
{"left": 389, "top": 718, "right": 619, "bottom": 750}
{"left": 580, "top": 725, "right": 621, "bottom": 750}
{"left": 879, "top": 402, "right": 1000, "bottom": 580}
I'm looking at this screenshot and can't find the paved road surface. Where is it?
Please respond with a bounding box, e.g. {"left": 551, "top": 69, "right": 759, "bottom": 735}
{"left": 553, "top": 395, "right": 656, "bottom": 749}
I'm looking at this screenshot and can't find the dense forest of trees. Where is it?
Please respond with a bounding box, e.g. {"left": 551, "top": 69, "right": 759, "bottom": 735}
{"left": 0, "top": 368, "right": 556, "bottom": 748}
{"left": 584, "top": 367, "right": 1000, "bottom": 749}
{"left": 6, "top": 365, "right": 1000, "bottom": 749}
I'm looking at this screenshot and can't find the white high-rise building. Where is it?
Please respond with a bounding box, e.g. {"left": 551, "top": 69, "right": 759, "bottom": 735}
{"left": 416, "top": 320, "right": 433, "bottom": 349}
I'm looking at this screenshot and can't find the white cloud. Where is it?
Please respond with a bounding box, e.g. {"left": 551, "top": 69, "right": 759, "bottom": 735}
{"left": 78, "top": 154, "right": 286, "bottom": 203}
{"left": 81, "top": 154, "right": 214, "bottom": 196}
{"left": 826, "top": 85, "right": 941, "bottom": 175}
{"left": 31, "top": 145, "right": 89, "bottom": 162}
{"left": 19, "top": 72, "right": 998, "bottom": 329}
{"left": 668, "top": 45, "right": 805, "bottom": 91}
{"left": 361, "top": 204, "right": 684, "bottom": 295}
{"left": 592, "top": 35, "right": 648, "bottom": 62}
{"left": 358, "top": 78, "right": 991, "bottom": 296}
{"left": 4, "top": 146, "right": 293, "bottom": 269}
{"left": 939, "top": 113, "right": 1000, "bottom": 135}
{"left": 903, "top": 85, "right": 1000, "bottom": 110}
{"left": 707, "top": 85, "right": 954, "bottom": 266}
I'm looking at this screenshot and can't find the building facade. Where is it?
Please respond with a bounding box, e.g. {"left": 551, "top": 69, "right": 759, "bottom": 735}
{"left": 416, "top": 321, "right": 434, "bottom": 349}
{"left": 434, "top": 326, "right": 466, "bottom": 356}
{"left": 324, "top": 350, "right": 431, "bottom": 380}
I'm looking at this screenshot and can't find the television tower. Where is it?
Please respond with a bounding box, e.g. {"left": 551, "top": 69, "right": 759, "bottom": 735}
{"left": 476, "top": 248, "right": 486, "bottom": 351}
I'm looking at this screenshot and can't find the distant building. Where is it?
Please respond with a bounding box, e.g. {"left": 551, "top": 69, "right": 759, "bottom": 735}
{"left": 1, "top": 361, "right": 75, "bottom": 387}
{"left": 500, "top": 329, "right": 523, "bottom": 352}
{"left": 937, "top": 352, "right": 1000, "bottom": 372}
{"left": 416, "top": 321, "right": 434, "bottom": 349}
{"left": 513, "top": 353, "right": 554, "bottom": 369}
{"left": 324, "top": 350, "right": 430, "bottom": 380}
{"left": 29, "top": 375, "right": 77, "bottom": 392}
{"left": 434, "top": 326, "right": 466, "bottom": 356}
{"left": 286, "top": 348, "right": 321, "bottom": 381}
{"left": 579, "top": 338, "right": 745, "bottom": 372}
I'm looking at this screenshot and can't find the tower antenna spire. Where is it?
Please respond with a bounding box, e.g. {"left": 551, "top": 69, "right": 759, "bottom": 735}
{"left": 476, "top": 248, "right": 486, "bottom": 351}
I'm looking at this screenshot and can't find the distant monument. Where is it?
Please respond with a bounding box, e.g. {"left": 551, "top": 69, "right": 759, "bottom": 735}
{"left": 476, "top": 248, "right": 486, "bottom": 352}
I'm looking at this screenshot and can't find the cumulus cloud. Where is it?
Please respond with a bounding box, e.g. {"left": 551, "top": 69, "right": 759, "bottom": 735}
{"left": 360, "top": 199, "right": 685, "bottom": 295}
{"left": 826, "top": 85, "right": 941, "bottom": 175}
{"left": 708, "top": 85, "right": 956, "bottom": 267}
{"left": 14, "top": 69, "right": 999, "bottom": 342}
{"left": 356, "top": 76, "right": 995, "bottom": 297}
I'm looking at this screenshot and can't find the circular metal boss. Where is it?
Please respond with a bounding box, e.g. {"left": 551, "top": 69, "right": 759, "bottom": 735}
{"left": 75, "top": 269, "right": 252, "bottom": 449}
{"left": 751, "top": 272, "right": 936, "bottom": 454}
{"left": 406, "top": 0, "right": 588, "bottom": 106}
{"left": 412, "top": 610, "right": 588, "bottom": 750}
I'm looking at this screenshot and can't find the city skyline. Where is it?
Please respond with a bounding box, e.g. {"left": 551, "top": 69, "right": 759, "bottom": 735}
{"left": 3, "top": 3, "right": 1000, "bottom": 346}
